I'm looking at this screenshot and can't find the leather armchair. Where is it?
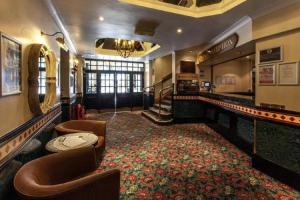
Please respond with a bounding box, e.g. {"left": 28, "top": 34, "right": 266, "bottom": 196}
{"left": 14, "top": 147, "right": 120, "bottom": 200}
{"left": 55, "top": 120, "right": 106, "bottom": 157}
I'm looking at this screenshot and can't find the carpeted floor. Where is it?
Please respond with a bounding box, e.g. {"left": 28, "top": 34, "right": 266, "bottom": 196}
{"left": 94, "top": 112, "right": 300, "bottom": 200}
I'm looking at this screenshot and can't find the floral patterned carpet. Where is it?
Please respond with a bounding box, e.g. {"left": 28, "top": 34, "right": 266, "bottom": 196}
{"left": 94, "top": 112, "right": 300, "bottom": 200}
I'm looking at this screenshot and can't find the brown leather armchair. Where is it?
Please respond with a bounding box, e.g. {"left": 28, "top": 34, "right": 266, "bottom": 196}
{"left": 14, "top": 147, "right": 120, "bottom": 200}
{"left": 55, "top": 120, "right": 106, "bottom": 157}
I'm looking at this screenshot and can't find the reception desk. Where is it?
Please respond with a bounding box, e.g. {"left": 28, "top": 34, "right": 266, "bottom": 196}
{"left": 173, "top": 92, "right": 300, "bottom": 190}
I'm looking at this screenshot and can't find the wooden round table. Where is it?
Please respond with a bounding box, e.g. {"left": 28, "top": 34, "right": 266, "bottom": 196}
{"left": 46, "top": 132, "right": 98, "bottom": 153}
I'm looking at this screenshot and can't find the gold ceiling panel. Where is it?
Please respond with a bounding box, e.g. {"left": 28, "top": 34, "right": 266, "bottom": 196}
{"left": 119, "top": 0, "right": 246, "bottom": 18}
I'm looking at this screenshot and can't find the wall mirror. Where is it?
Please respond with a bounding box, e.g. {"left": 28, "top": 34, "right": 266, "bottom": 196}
{"left": 28, "top": 44, "right": 57, "bottom": 115}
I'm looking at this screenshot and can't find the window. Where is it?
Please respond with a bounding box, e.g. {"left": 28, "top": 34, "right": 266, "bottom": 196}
{"left": 38, "top": 54, "right": 46, "bottom": 95}
{"left": 133, "top": 74, "right": 142, "bottom": 93}
{"left": 117, "top": 74, "right": 130, "bottom": 93}
{"left": 100, "top": 73, "right": 114, "bottom": 94}
{"left": 86, "top": 73, "right": 97, "bottom": 94}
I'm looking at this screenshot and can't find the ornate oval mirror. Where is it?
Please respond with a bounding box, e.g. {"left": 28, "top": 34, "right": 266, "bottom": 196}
{"left": 28, "top": 44, "right": 57, "bottom": 115}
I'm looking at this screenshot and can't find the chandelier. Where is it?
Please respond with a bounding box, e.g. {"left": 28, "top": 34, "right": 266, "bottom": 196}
{"left": 114, "top": 39, "right": 135, "bottom": 58}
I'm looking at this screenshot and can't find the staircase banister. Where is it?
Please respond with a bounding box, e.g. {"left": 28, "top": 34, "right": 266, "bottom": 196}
{"left": 158, "top": 84, "right": 174, "bottom": 118}
{"left": 143, "top": 73, "right": 172, "bottom": 91}
{"left": 158, "top": 84, "right": 174, "bottom": 97}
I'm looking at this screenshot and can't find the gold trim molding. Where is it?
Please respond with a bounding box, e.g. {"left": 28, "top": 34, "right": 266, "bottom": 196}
{"left": 119, "top": 0, "right": 246, "bottom": 18}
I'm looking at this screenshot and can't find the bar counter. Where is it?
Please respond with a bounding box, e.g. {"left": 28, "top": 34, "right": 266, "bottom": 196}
{"left": 173, "top": 92, "right": 300, "bottom": 190}
{"left": 173, "top": 92, "right": 256, "bottom": 155}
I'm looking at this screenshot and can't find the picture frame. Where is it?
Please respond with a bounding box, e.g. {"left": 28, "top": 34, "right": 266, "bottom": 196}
{"left": 278, "top": 61, "right": 299, "bottom": 85}
{"left": 0, "top": 32, "right": 22, "bottom": 96}
{"left": 259, "top": 46, "right": 283, "bottom": 64}
{"left": 258, "top": 64, "right": 276, "bottom": 85}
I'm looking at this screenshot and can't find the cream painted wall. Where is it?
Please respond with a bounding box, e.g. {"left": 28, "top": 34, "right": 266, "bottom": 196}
{"left": 213, "top": 60, "right": 252, "bottom": 93}
{"left": 175, "top": 51, "right": 198, "bottom": 74}
{"left": 254, "top": 2, "right": 300, "bottom": 112}
{"left": 144, "top": 61, "right": 151, "bottom": 88}
{"left": 255, "top": 31, "right": 300, "bottom": 112}
{"left": 199, "top": 65, "right": 211, "bottom": 83}
{"left": 151, "top": 54, "right": 172, "bottom": 83}
{"left": 253, "top": 2, "right": 300, "bottom": 40}
{"left": 0, "top": 0, "right": 62, "bottom": 136}
{"left": 150, "top": 54, "right": 172, "bottom": 99}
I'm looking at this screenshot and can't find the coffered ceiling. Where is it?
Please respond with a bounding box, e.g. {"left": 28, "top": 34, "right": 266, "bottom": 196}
{"left": 50, "top": 0, "right": 298, "bottom": 60}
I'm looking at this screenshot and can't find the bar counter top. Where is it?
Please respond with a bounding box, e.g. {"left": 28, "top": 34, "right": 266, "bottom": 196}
{"left": 174, "top": 92, "right": 255, "bottom": 107}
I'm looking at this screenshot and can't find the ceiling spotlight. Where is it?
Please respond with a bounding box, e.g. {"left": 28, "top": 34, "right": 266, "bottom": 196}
{"left": 177, "top": 28, "right": 182, "bottom": 34}
{"left": 41, "top": 31, "right": 68, "bottom": 51}
{"left": 99, "top": 16, "right": 104, "bottom": 21}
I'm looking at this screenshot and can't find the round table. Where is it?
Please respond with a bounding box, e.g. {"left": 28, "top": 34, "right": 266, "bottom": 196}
{"left": 46, "top": 132, "right": 98, "bottom": 153}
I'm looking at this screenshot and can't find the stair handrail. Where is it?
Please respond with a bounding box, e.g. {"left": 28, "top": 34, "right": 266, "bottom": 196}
{"left": 143, "top": 73, "right": 172, "bottom": 93}
{"left": 158, "top": 84, "right": 174, "bottom": 118}
{"left": 143, "top": 73, "right": 173, "bottom": 111}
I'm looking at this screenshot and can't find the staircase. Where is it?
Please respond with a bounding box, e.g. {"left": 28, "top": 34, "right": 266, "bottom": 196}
{"left": 142, "top": 74, "right": 174, "bottom": 125}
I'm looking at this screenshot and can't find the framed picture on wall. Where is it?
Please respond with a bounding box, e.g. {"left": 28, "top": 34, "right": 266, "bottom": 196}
{"left": 0, "top": 32, "right": 22, "bottom": 96}
{"left": 259, "top": 46, "right": 283, "bottom": 64}
{"left": 278, "top": 61, "right": 299, "bottom": 85}
{"left": 258, "top": 64, "right": 276, "bottom": 85}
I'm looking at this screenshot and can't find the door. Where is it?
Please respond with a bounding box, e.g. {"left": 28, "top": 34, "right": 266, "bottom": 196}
{"left": 132, "top": 73, "right": 144, "bottom": 107}
{"left": 116, "top": 73, "right": 131, "bottom": 108}
{"left": 99, "top": 72, "right": 115, "bottom": 109}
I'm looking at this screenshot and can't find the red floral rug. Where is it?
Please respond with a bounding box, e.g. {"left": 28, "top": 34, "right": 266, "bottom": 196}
{"left": 94, "top": 112, "right": 300, "bottom": 200}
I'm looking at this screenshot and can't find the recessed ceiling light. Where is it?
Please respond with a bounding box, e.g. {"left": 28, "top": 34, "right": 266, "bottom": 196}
{"left": 99, "top": 16, "right": 104, "bottom": 21}
{"left": 177, "top": 28, "right": 182, "bottom": 34}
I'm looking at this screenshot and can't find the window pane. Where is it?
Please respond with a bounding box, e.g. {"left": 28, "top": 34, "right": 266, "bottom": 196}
{"left": 86, "top": 73, "right": 97, "bottom": 94}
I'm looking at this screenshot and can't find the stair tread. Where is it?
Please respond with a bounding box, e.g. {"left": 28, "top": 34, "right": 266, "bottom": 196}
{"left": 142, "top": 111, "right": 173, "bottom": 123}
{"left": 149, "top": 107, "right": 172, "bottom": 116}
{"left": 161, "top": 99, "right": 172, "bottom": 105}
{"left": 154, "top": 104, "right": 172, "bottom": 111}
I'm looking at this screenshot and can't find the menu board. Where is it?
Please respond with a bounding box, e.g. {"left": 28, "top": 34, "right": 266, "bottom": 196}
{"left": 278, "top": 62, "right": 299, "bottom": 85}
{"left": 259, "top": 65, "right": 276, "bottom": 85}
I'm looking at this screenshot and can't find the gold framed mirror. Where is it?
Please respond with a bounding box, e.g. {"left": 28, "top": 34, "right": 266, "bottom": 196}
{"left": 28, "top": 44, "right": 57, "bottom": 115}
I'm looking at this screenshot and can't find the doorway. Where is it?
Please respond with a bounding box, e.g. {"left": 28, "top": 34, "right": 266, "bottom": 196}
{"left": 84, "top": 59, "right": 144, "bottom": 111}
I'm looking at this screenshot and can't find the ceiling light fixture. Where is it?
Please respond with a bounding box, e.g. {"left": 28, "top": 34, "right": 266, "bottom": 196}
{"left": 177, "top": 28, "right": 182, "bottom": 34}
{"left": 99, "top": 16, "right": 104, "bottom": 21}
{"left": 114, "top": 39, "right": 135, "bottom": 58}
{"left": 41, "top": 31, "right": 69, "bottom": 51}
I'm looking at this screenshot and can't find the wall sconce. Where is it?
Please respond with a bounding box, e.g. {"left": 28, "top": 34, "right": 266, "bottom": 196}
{"left": 41, "top": 31, "right": 69, "bottom": 52}
{"left": 74, "top": 58, "right": 79, "bottom": 65}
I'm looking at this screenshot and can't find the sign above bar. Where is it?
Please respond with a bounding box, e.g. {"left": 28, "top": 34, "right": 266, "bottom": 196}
{"left": 206, "top": 33, "right": 239, "bottom": 56}
{"left": 197, "top": 33, "right": 239, "bottom": 64}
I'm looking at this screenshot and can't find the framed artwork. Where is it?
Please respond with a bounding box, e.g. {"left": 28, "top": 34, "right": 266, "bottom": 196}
{"left": 259, "top": 64, "right": 276, "bottom": 85}
{"left": 259, "top": 46, "right": 283, "bottom": 64}
{"left": 278, "top": 62, "right": 299, "bottom": 85}
{"left": 0, "top": 32, "right": 22, "bottom": 96}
